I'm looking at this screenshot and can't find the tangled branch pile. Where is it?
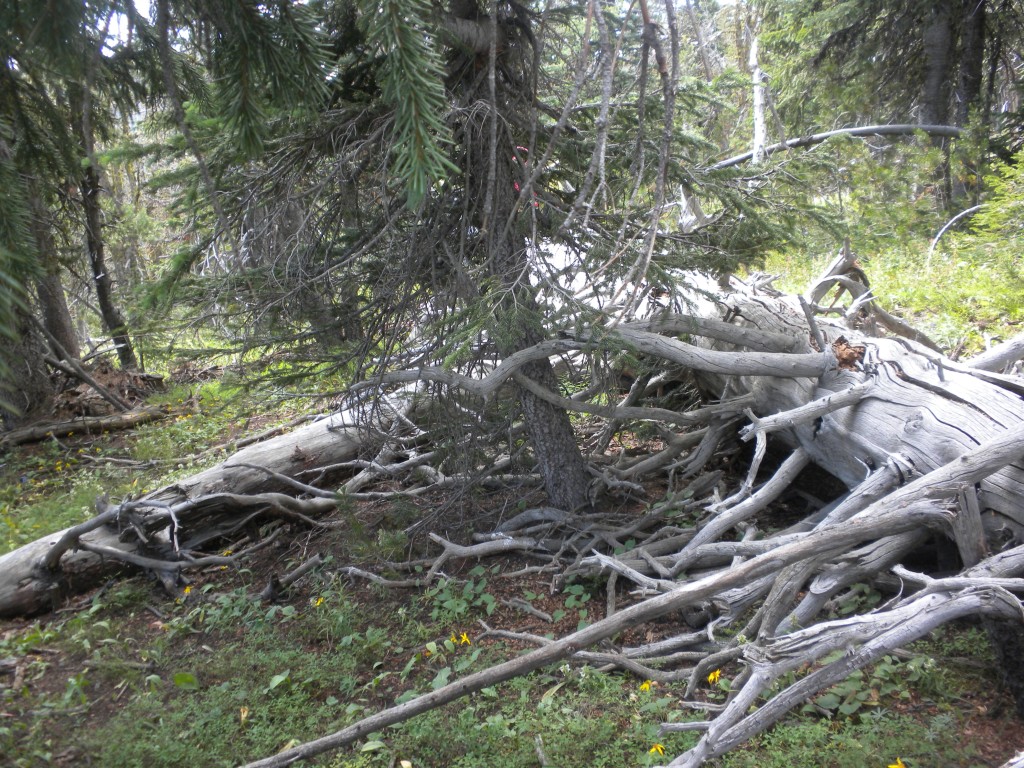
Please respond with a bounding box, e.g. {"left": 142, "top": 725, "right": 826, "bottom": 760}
{"left": 3, "top": 261, "right": 1024, "bottom": 768}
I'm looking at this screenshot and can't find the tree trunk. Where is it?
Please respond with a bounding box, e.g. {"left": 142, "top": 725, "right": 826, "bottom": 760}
{"left": 921, "top": 0, "right": 955, "bottom": 204}
{"left": 70, "top": 77, "right": 137, "bottom": 371}
{"left": 953, "top": 0, "right": 986, "bottom": 201}
{"left": 80, "top": 164, "right": 137, "bottom": 370}
{"left": 0, "top": 304, "right": 54, "bottom": 428}
{"left": 955, "top": 0, "right": 986, "bottom": 127}
{"left": 461, "top": 11, "right": 593, "bottom": 513}
{"left": 26, "top": 179, "right": 80, "bottom": 360}
{"left": 749, "top": 31, "right": 766, "bottom": 164}
{"left": 678, "top": 279, "right": 1024, "bottom": 546}
{"left": 514, "top": 355, "right": 593, "bottom": 511}
{"left": 921, "top": 0, "right": 954, "bottom": 127}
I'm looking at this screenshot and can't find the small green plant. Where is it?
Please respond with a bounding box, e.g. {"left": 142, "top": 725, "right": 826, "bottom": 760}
{"left": 803, "top": 653, "right": 937, "bottom": 718}
{"left": 172, "top": 672, "right": 200, "bottom": 690}
{"left": 563, "top": 583, "right": 591, "bottom": 609}
{"left": 339, "top": 625, "right": 393, "bottom": 665}
{"left": 834, "top": 583, "right": 881, "bottom": 616}
{"left": 263, "top": 669, "right": 292, "bottom": 695}
{"left": 423, "top": 567, "right": 496, "bottom": 623}
{"left": 551, "top": 582, "right": 593, "bottom": 628}
{"left": 62, "top": 672, "right": 90, "bottom": 707}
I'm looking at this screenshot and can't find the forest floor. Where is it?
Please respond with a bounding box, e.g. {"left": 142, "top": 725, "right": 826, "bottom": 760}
{"left": 2, "top": 373, "right": 1024, "bottom": 768}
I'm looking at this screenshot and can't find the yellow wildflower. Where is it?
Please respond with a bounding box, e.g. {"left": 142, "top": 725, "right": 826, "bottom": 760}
{"left": 459, "top": 632, "right": 471, "bottom": 645}
{"left": 313, "top": 596, "right": 325, "bottom": 607}
{"left": 450, "top": 632, "right": 457, "bottom": 644}
{"left": 707, "top": 669, "right": 721, "bottom": 685}
{"left": 183, "top": 585, "right": 192, "bottom": 596}
{"left": 639, "top": 680, "right": 652, "bottom": 692}
{"left": 649, "top": 744, "right": 665, "bottom": 756}
{"left": 888, "top": 760, "right": 906, "bottom": 768}
{"left": 239, "top": 706, "right": 250, "bottom": 726}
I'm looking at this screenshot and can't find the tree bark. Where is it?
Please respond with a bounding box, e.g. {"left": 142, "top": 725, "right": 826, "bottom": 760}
{"left": 0, "top": 303, "right": 54, "bottom": 428}
{"left": 921, "top": 0, "right": 954, "bottom": 128}
{"left": 26, "top": 179, "right": 80, "bottom": 360}
{"left": 955, "top": 0, "right": 986, "bottom": 128}
{"left": 514, "top": 356, "right": 593, "bottom": 510}
{"left": 685, "top": 284, "right": 1024, "bottom": 547}
{"left": 80, "top": 163, "right": 137, "bottom": 370}
{"left": 921, "top": 0, "right": 955, "bottom": 204}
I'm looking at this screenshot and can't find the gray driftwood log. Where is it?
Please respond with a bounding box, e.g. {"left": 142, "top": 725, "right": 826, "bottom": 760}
{"left": 0, "top": 393, "right": 415, "bottom": 617}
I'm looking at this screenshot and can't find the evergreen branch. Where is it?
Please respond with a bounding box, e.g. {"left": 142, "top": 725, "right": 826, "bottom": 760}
{"left": 359, "top": 0, "right": 458, "bottom": 208}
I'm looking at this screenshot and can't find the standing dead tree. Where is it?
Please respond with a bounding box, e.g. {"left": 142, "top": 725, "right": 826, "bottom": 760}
{"left": 1, "top": 264, "right": 1023, "bottom": 766}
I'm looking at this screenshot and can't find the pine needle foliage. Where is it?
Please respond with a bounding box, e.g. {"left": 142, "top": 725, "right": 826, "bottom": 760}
{"left": 195, "top": 0, "right": 330, "bottom": 157}
{"left": 358, "top": 0, "right": 459, "bottom": 208}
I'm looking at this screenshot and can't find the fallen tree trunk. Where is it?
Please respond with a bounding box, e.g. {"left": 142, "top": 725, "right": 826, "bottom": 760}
{"left": 0, "top": 390, "right": 416, "bottom": 617}
{"left": 709, "top": 124, "right": 963, "bottom": 170}
{"left": 0, "top": 406, "right": 179, "bottom": 448}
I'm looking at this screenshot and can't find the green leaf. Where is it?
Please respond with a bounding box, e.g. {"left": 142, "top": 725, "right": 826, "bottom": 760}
{"left": 838, "top": 700, "right": 862, "bottom": 716}
{"left": 173, "top": 672, "right": 199, "bottom": 690}
{"left": 430, "top": 666, "right": 452, "bottom": 690}
{"left": 265, "top": 670, "right": 292, "bottom": 692}
{"left": 815, "top": 692, "right": 842, "bottom": 710}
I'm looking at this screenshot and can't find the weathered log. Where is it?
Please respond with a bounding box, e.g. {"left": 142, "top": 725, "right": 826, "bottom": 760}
{"left": 967, "top": 329, "right": 1024, "bottom": 372}
{"left": 0, "top": 406, "right": 176, "bottom": 448}
{"left": 0, "top": 392, "right": 415, "bottom": 617}
{"left": 681, "top": 280, "right": 1024, "bottom": 550}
